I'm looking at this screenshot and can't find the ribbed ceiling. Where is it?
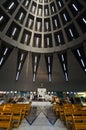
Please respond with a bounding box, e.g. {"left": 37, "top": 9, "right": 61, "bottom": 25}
{"left": 0, "top": 0, "right": 85, "bottom": 52}
{"left": 0, "top": 0, "right": 86, "bottom": 91}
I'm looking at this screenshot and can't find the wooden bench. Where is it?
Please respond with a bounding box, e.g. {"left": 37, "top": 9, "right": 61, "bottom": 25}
{"left": 0, "top": 114, "right": 13, "bottom": 130}
{"left": 0, "top": 103, "right": 31, "bottom": 128}
{"left": 61, "top": 105, "right": 86, "bottom": 130}
{"left": 12, "top": 104, "right": 31, "bottom": 118}
{"left": 72, "top": 115, "right": 86, "bottom": 130}
{"left": 1, "top": 108, "right": 23, "bottom": 128}
{"left": 58, "top": 105, "right": 64, "bottom": 121}
{"left": 3, "top": 103, "right": 31, "bottom": 118}
{"left": 0, "top": 104, "right": 4, "bottom": 111}
{"left": 63, "top": 108, "right": 74, "bottom": 129}
{"left": 12, "top": 110, "right": 22, "bottom": 128}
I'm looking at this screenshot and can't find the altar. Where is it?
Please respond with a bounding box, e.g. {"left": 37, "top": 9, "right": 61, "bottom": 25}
{"left": 32, "top": 101, "right": 52, "bottom": 106}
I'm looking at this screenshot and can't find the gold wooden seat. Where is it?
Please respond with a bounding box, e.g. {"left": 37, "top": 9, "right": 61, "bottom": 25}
{"left": 72, "top": 115, "right": 86, "bottom": 130}
{"left": 11, "top": 104, "right": 31, "bottom": 118}
{"left": 58, "top": 105, "right": 64, "bottom": 121}
{"left": 12, "top": 109, "right": 22, "bottom": 128}
{"left": 79, "top": 106, "right": 86, "bottom": 111}
{"left": 0, "top": 104, "right": 4, "bottom": 111}
{"left": 0, "top": 103, "right": 31, "bottom": 128}
{"left": 0, "top": 114, "right": 13, "bottom": 130}
{"left": 1, "top": 108, "right": 23, "bottom": 128}
{"left": 72, "top": 104, "right": 81, "bottom": 111}
{"left": 63, "top": 108, "right": 74, "bottom": 129}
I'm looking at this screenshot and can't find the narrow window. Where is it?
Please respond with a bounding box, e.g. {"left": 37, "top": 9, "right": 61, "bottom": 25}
{"left": 72, "top": 4, "right": 78, "bottom": 11}
{"left": 8, "top": 2, "right": 14, "bottom": 10}
{"left": 12, "top": 27, "right": 17, "bottom": 36}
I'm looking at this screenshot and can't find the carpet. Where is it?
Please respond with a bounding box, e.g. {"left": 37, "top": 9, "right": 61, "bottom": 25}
{"left": 26, "top": 106, "right": 41, "bottom": 125}
{"left": 41, "top": 106, "right": 58, "bottom": 125}
{"left": 26, "top": 106, "right": 58, "bottom": 125}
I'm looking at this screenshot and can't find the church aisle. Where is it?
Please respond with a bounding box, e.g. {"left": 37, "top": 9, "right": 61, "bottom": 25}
{"left": 13, "top": 114, "right": 67, "bottom": 130}
{"left": 13, "top": 101, "right": 67, "bottom": 130}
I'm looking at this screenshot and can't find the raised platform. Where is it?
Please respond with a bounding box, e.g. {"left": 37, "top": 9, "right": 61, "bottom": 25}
{"left": 32, "top": 101, "right": 52, "bottom": 106}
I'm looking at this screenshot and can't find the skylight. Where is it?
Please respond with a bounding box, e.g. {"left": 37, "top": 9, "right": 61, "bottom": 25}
{"left": 0, "top": 16, "right": 4, "bottom": 21}
{"left": 63, "top": 63, "right": 66, "bottom": 71}
{"left": 18, "top": 62, "right": 22, "bottom": 70}
{"left": 24, "top": 34, "right": 28, "bottom": 43}
{"left": 47, "top": 38, "right": 49, "bottom": 46}
{"left": 36, "top": 37, "right": 39, "bottom": 47}
{"left": 65, "top": 72, "right": 68, "bottom": 81}
{"left": 34, "top": 65, "right": 36, "bottom": 72}
{"left": 61, "top": 54, "right": 64, "bottom": 62}
{"left": 4, "top": 48, "right": 8, "bottom": 56}
{"left": 33, "top": 73, "right": 36, "bottom": 82}
{"left": 72, "top": 4, "right": 78, "bottom": 11}
{"left": 63, "top": 13, "right": 67, "bottom": 21}
{"left": 48, "top": 65, "right": 51, "bottom": 72}
{"left": 69, "top": 28, "right": 74, "bottom": 37}
{"left": 48, "top": 57, "right": 50, "bottom": 64}
{"left": 54, "top": 19, "right": 58, "bottom": 27}
{"left": 20, "top": 54, "right": 24, "bottom": 61}
{"left": 58, "top": 1, "right": 62, "bottom": 7}
{"left": 57, "top": 35, "right": 61, "bottom": 43}
{"left": 77, "top": 49, "right": 81, "bottom": 57}
{"left": 25, "top": 0, "right": 29, "bottom": 7}
{"left": 35, "top": 56, "right": 37, "bottom": 63}
{"left": 0, "top": 57, "right": 4, "bottom": 66}
{"left": 52, "top": 6, "right": 55, "bottom": 12}
{"left": 8, "top": 2, "right": 14, "bottom": 10}
{"left": 28, "top": 19, "right": 32, "bottom": 27}
{"left": 19, "top": 12, "right": 23, "bottom": 20}
{"left": 16, "top": 71, "right": 19, "bottom": 80}
{"left": 49, "top": 73, "right": 51, "bottom": 82}
{"left": 46, "top": 22, "right": 49, "bottom": 30}
{"left": 82, "top": 18, "right": 86, "bottom": 24}
{"left": 12, "top": 27, "right": 17, "bottom": 36}
{"left": 81, "top": 59, "right": 85, "bottom": 67}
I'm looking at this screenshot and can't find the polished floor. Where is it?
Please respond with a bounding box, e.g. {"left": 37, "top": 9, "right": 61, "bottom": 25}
{"left": 13, "top": 101, "right": 67, "bottom": 130}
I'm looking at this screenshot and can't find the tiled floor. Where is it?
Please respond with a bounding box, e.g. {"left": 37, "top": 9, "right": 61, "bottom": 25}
{"left": 13, "top": 101, "right": 67, "bottom": 130}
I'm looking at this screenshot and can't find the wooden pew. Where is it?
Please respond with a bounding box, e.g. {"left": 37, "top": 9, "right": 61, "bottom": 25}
{"left": 52, "top": 103, "right": 60, "bottom": 115}
{"left": 72, "top": 104, "right": 81, "bottom": 111}
{"left": 11, "top": 104, "right": 31, "bottom": 127}
{"left": 0, "top": 104, "right": 4, "bottom": 111}
{"left": 11, "top": 104, "right": 31, "bottom": 118}
{"left": 0, "top": 114, "right": 13, "bottom": 130}
{"left": 1, "top": 109, "right": 23, "bottom": 128}
{"left": 63, "top": 108, "right": 74, "bottom": 129}
{"left": 3, "top": 103, "right": 31, "bottom": 118}
{"left": 60, "top": 104, "right": 86, "bottom": 129}
{"left": 23, "top": 104, "right": 31, "bottom": 116}
{"left": 79, "top": 106, "right": 86, "bottom": 111}
{"left": 0, "top": 103, "right": 31, "bottom": 128}
{"left": 12, "top": 109, "right": 22, "bottom": 128}
{"left": 72, "top": 115, "right": 86, "bottom": 130}
{"left": 58, "top": 105, "right": 64, "bottom": 121}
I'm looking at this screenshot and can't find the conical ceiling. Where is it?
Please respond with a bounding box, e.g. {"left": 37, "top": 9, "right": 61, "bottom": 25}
{"left": 0, "top": 0, "right": 86, "bottom": 91}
